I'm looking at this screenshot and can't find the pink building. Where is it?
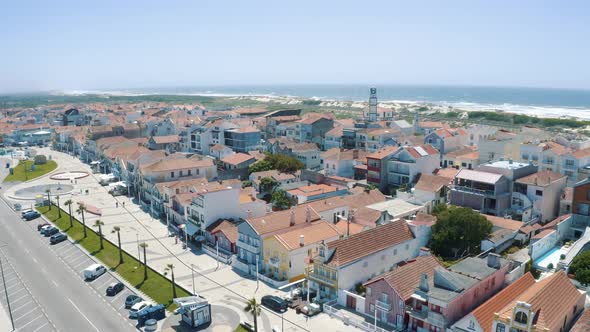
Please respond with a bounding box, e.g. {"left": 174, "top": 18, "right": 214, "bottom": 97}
{"left": 406, "top": 254, "right": 511, "bottom": 332}
{"left": 363, "top": 255, "right": 442, "bottom": 330}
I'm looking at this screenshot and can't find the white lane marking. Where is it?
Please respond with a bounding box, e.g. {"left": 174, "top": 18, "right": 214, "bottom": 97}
{"left": 17, "top": 314, "right": 43, "bottom": 330}
{"left": 31, "top": 257, "right": 38, "bottom": 263}
{"left": 68, "top": 298, "right": 101, "bottom": 332}
{"left": 11, "top": 299, "right": 33, "bottom": 312}
{"left": 109, "top": 290, "right": 125, "bottom": 303}
{"left": 31, "top": 321, "right": 49, "bottom": 332}
{"left": 10, "top": 292, "right": 29, "bottom": 304}
{"left": 94, "top": 277, "right": 113, "bottom": 289}
{"left": 51, "top": 280, "right": 59, "bottom": 287}
{"left": 13, "top": 307, "right": 38, "bottom": 321}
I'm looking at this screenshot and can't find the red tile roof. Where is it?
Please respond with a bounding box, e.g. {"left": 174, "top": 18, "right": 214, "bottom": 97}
{"left": 221, "top": 153, "right": 255, "bottom": 166}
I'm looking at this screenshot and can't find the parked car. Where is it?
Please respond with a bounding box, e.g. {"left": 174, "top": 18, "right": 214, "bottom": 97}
{"left": 283, "top": 287, "right": 302, "bottom": 302}
{"left": 143, "top": 319, "right": 158, "bottom": 332}
{"left": 83, "top": 264, "right": 107, "bottom": 281}
{"left": 44, "top": 227, "right": 59, "bottom": 237}
{"left": 37, "top": 223, "right": 50, "bottom": 231}
{"left": 23, "top": 211, "right": 41, "bottom": 221}
{"left": 137, "top": 304, "right": 165, "bottom": 325}
{"left": 49, "top": 232, "right": 67, "bottom": 244}
{"left": 261, "top": 295, "right": 287, "bottom": 313}
{"left": 125, "top": 295, "right": 143, "bottom": 309}
{"left": 301, "top": 302, "right": 321, "bottom": 316}
{"left": 129, "top": 301, "right": 152, "bottom": 318}
{"left": 40, "top": 225, "right": 54, "bottom": 235}
{"left": 106, "top": 282, "right": 124, "bottom": 296}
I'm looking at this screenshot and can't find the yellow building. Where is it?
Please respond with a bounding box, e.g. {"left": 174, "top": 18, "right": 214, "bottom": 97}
{"left": 262, "top": 221, "right": 341, "bottom": 282}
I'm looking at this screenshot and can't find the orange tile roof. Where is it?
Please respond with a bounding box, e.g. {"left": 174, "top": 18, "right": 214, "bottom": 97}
{"left": 248, "top": 205, "right": 321, "bottom": 236}
{"left": 571, "top": 307, "right": 590, "bottom": 332}
{"left": 205, "top": 219, "right": 239, "bottom": 243}
{"left": 515, "top": 170, "right": 566, "bottom": 186}
{"left": 469, "top": 272, "right": 536, "bottom": 332}
{"left": 274, "top": 221, "right": 341, "bottom": 250}
{"left": 325, "top": 220, "right": 414, "bottom": 267}
{"left": 497, "top": 271, "right": 584, "bottom": 332}
{"left": 414, "top": 174, "right": 451, "bottom": 192}
{"left": 483, "top": 214, "right": 523, "bottom": 232}
{"left": 287, "top": 184, "right": 338, "bottom": 198}
{"left": 434, "top": 167, "right": 461, "bottom": 179}
{"left": 364, "top": 255, "right": 442, "bottom": 301}
{"left": 142, "top": 157, "right": 214, "bottom": 172}
{"left": 367, "top": 146, "right": 399, "bottom": 160}
{"left": 151, "top": 135, "right": 179, "bottom": 144}
{"left": 221, "top": 153, "right": 255, "bottom": 166}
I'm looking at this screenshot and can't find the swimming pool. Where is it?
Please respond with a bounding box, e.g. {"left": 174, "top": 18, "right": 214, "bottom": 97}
{"left": 534, "top": 246, "right": 569, "bottom": 270}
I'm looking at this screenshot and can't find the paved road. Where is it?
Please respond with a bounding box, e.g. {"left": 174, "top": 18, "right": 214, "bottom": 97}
{"left": 0, "top": 197, "right": 136, "bottom": 332}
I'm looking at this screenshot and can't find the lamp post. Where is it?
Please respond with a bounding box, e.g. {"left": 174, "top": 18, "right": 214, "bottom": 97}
{"left": 190, "top": 264, "right": 195, "bottom": 295}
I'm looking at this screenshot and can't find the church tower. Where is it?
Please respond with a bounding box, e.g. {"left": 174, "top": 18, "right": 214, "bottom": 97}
{"left": 368, "top": 87, "right": 378, "bottom": 122}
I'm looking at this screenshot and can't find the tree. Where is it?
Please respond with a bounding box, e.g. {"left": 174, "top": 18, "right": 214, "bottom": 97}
{"left": 45, "top": 189, "right": 51, "bottom": 210}
{"left": 56, "top": 195, "right": 61, "bottom": 218}
{"left": 165, "top": 263, "right": 177, "bottom": 298}
{"left": 34, "top": 155, "right": 47, "bottom": 165}
{"left": 139, "top": 242, "right": 148, "bottom": 280}
{"left": 76, "top": 203, "right": 87, "bottom": 238}
{"left": 248, "top": 153, "right": 305, "bottom": 174}
{"left": 248, "top": 159, "right": 274, "bottom": 174}
{"left": 430, "top": 205, "right": 493, "bottom": 258}
{"left": 271, "top": 189, "right": 291, "bottom": 211}
{"left": 259, "top": 176, "right": 278, "bottom": 194}
{"left": 244, "top": 298, "right": 261, "bottom": 332}
{"left": 113, "top": 226, "right": 123, "bottom": 264}
{"left": 64, "top": 199, "right": 74, "bottom": 228}
{"left": 241, "top": 180, "right": 253, "bottom": 188}
{"left": 569, "top": 251, "right": 590, "bottom": 285}
{"left": 93, "top": 220, "right": 105, "bottom": 250}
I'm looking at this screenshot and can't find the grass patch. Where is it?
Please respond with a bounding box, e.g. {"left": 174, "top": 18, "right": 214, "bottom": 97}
{"left": 37, "top": 205, "right": 190, "bottom": 310}
{"left": 4, "top": 160, "right": 58, "bottom": 182}
{"left": 234, "top": 325, "right": 250, "bottom": 332}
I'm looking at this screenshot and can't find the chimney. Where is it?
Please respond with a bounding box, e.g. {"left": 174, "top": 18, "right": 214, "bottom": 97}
{"left": 419, "top": 247, "right": 431, "bottom": 256}
{"left": 299, "top": 235, "right": 305, "bottom": 247}
{"left": 306, "top": 206, "right": 311, "bottom": 223}
{"left": 487, "top": 253, "right": 501, "bottom": 268}
{"left": 290, "top": 209, "right": 296, "bottom": 226}
{"left": 419, "top": 273, "right": 429, "bottom": 292}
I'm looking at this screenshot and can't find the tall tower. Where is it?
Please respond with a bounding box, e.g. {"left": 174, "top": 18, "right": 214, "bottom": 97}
{"left": 368, "top": 87, "right": 377, "bottom": 122}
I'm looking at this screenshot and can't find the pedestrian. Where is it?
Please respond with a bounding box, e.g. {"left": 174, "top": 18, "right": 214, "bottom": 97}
{"left": 75, "top": 179, "right": 77, "bottom": 184}
{"left": 116, "top": 201, "right": 119, "bottom": 208}
{"left": 122, "top": 202, "right": 125, "bottom": 207}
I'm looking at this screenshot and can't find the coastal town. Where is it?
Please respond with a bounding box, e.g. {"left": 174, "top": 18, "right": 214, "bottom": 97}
{"left": 0, "top": 87, "right": 588, "bottom": 332}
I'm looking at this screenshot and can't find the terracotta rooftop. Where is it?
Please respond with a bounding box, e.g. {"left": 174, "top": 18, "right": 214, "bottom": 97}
{"left": 221, "top": 153, "right": 255, "bottom": 166}
{"left": 484, "top": 214, "right": 523, "bottom": 232}
{"left": 274, "top": 221, "right": 341, "bottom": 251}
{"left": 571, "top": 307, "right": 590, "bottom": 332}
{"left": 364, "top": 255, "right": 442, "bottom": 301}
{"left": 515, "top": 170, "right": 566, "bottom": 186}
{"left": 404, "top": 144, "right": 439, "bottom": 159}
{"left": 367, "top": 146, "right": 399, "bottom": 160}
{"left": 151, "top": 135, "right": 180, "bottom": 144}
{"left": 248, "top": 205, "right": 321, "bottom": 236}
{"left": 287, "top": 184, "right": 338, "bottom": 198}
{"left": 325, "top": 220, "right": 414, "bottom": 267}
{"left": 205, "top": 219, "right": 239, "bottom": 243}
{"left": 469, "top": 273, "right": 536, "bottom": 332}
{"left": 414, "top": 174, "right": 451, "bottom": 192}
{"left": 434, "top": 167, "right": 460, "bottom": 180}
{"left": 408, "top": 213, "right": 437, "bottom": 227}
{"left": 497, "top": 271, "right": 584, "bottom": 332}
{"left": 142, "top": 157, "right": 214, "bottom": 173}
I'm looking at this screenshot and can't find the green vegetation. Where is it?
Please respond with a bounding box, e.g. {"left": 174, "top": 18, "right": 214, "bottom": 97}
{"left": 525, "top": 260, "right": 541, "bottom": 279}
{"left": 569, "top": 250, "right": 590, "bottom": 285}
{"left": 244, "top": 298, "right": 261, "bottom": 332}
{"left": 4, "top": 159, "right": 57, "bottom": 182}
{"left": 271, "top": 189, "right": 291, "bottom": 211}
{"left": 234, "top": 325, "right": 250, "bottom": 332}
{"left": 248, "top": 153, "right": 304, "bottom": 174}
{"left": 467, "top": 111, "right": 590, "bottom": 128}
{"left": 36, "top": 205, "right": 190, "bottom": 310}
{"left": 430, "top": 205, "right": 493, "bottom": 258}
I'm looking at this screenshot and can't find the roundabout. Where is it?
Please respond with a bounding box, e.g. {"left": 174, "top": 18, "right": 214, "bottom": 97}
{"left": 12, "top": 184, "right": 75, "bottom": 200}
{"left": 50, "top": 171, "right": 89, "bottom": 181}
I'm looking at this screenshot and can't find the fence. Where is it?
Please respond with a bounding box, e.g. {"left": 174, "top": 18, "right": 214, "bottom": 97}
{"left": 323, "top": 301, "right": 392, "bottom": 332}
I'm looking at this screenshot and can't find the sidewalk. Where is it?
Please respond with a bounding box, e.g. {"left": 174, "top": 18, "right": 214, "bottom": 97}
{"left": 4, "top": 148, "right": 362, "bottom": 332}
{"left": 0, "top": 302, "right": 13, "bottom": 332}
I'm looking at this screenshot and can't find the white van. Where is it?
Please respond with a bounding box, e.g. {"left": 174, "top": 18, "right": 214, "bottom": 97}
{"left": 84, "top": 264, "right": 107, "bottom": 280}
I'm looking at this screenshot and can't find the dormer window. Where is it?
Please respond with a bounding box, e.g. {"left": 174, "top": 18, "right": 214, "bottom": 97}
{"left": 319, "top": 247, "right": 325, "bottom": 257}
{"left": 514, "top": 311, "right": 528, "bottom": 324}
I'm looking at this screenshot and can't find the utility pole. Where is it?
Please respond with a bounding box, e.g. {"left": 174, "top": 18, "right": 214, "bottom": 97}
{"left": 0, "top": 256, "right": 15, "bottom": 331}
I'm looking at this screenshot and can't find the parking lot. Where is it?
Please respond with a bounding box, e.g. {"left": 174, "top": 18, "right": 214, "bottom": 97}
{"left": 0, "top": 249, "right": 55, "bottom": 332}
{"left": 27, "top": 218, "right": 150, "bottom": 330}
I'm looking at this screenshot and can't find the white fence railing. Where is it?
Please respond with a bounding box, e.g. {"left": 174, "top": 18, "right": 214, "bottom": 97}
{"left": 323, "top": 301, "right": 392, "bottom": 332}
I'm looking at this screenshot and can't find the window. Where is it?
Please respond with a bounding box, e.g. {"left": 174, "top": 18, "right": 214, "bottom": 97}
{"left": 170, "top": 171, "right": 175, "bottom": 178}
{"left": 393, "top": 249, "right": 397, "bottom": 255}
{"left": 468, "top": 321, "right": 475, "bottom": 330}
{"left": 495, "top": 324, "right": 505, "bottom": 332}
{"left": 514, "top": 311, "right": 528, "bottom": 324}
{"left": 587, "top": 189, "right": 590, "bottom": 200}
{"left": 363, "top": 261, "right": 368, "bottom": 268}
{"left": 179, "top": 170, "right": 183, "bottom": 177}
{"left": 370, "top": 304, "right": 375, "bottom": 312}
{"left": 405, "top": 244, "right": 409, "bottom": 250}
{"left": 565, "top": 170, "right": 573, "bottom": 177}
{"left": 535, "top": 190, "right": 543, "bottom": 196}
{"left": 196, "top": 169, "right": 200, "bottom": 175}
{"left": 579, "top": 203, "right": 590, "bottom": 216}
{"left": 367, "top": 287, "right": 372, "bottom": 296}
{"left": 522, "top": 154, "right": 529, "bottom": 160}
{"left": 566, "top": 159, "right": 575, "bottom": 166}
{"left": 188, "top": 169, "right": 192, "bottom": 176}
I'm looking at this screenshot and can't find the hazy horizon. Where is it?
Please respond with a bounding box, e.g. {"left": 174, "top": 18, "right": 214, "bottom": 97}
{"left": 1, "top": 1, "right": 589, "bottom": 93}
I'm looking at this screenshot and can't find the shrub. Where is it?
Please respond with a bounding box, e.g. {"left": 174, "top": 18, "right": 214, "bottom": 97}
{"left": 34, "top": 155, "right": 47, "bottom": 165}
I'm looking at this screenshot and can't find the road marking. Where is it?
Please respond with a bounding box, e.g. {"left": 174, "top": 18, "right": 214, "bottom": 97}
{"left": 31, "top": 321, "right": 49, "bottom": 332}
{"left": 10, "top": 292, "right": 29, "bottom": 303}
{"left": 7, "top": 287, "right": 26, "bottom": 296}
{"left": 110, "top": 290, "right": 125, "bottom": 303}
{"left": 17, "top": 314, "right": 43, "bottom": 330}
{"left": 13, "top": 307, "right": 38, "bottom": 321}
{"left": 94, "top": 277, "right": 112, "bottom": 289}
{"left": 51, "top": 280, "right": 59, "bottom": 287}
{"left": 11, "top": 299, "right": 33, "bottom": 312}
{"left": 68, "top": 254, "right": 86, "bottom": 264}
{"left": 68, "top": 298, "right": 101, "bottom": 332}
{"left": 31, "top": 257, "right": 38, "bottom": 263}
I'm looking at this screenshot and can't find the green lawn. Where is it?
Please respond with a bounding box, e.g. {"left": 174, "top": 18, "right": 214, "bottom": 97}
{"left": 37, "top": 205, "right": 190, "bottom": 310}
{"left": 4, "top": 160, "right": 58, "bottom": 182}
{"left": 234, "top": 325, "right": 249, "bottom": 332}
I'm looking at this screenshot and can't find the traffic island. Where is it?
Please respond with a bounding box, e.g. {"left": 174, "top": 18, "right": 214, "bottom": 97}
{"left": 4, "top": 160, "right": 58, "bottom": 182}
{"left": 36, "top": 205, "right": 191, "bottom": 310}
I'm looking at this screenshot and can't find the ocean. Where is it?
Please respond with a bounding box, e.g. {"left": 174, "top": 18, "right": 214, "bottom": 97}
{"left": 73, "top": 84, "right": 590, "bottom": 120}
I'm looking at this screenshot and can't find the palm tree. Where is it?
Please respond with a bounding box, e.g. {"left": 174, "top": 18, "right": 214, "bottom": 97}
{"left": 93, "top": 220, "right": 104, "bottom": 250}
{"left": 139, "top": 242, "right": 148, "bottom": 280}
{"left": 64, "top": 199, "right": 74, "bottom": 228}
{"left": 113, "top": 226, "right": 123, "bottom": 264}
{"left": 45, "top": 189, "right": 51, "bottom": 211}
{"left": 165, "top": 263, "right": 177, "bottom": 298}
{"left": 76, "top": 203, "right": 87, "bottom": 238}
{"left": 56, "top": 195, "right": 61, "bottom": 218}
{"left": 244, "top": 298, "right": 261, "bottom": 332}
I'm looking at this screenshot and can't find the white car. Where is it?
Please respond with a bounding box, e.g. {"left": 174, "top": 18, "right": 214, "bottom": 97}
{"left": 283, "top": 288, "right": 302, "bottom": 302}
{"left": 129, "top": 301, "right": 152, "bottom": 318}
{"left": 83, "top": 264, "right": 107, "bottom": 281}
{"left": 301, "top": 302, "right": 321, "bottom": 316}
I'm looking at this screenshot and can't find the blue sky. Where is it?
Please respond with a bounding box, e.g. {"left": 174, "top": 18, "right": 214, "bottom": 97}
{"left": 1, "top": 0, "right": 589, "bottom": 93}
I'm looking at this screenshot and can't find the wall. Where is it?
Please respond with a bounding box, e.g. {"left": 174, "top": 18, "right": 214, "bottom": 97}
{"left": 364, "top": 279, "right": 405, "bottom": 328}
{"left": 530, "top": 230, "right": 557, "bottom": 261}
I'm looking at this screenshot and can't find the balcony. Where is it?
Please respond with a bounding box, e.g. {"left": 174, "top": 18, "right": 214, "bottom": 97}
{"left": 306, "top": 267, "right": 337, "bottom": 287}
{"left": 375, "top": 300, "right": 391, "bottom": 311}
{"left": 389, "top": 167, "right": 410, "bottom": 175}
{"left": 427, "top": 311, "right": 446, "bottom": 327}
{"left": 236, "top": 240, "right": 260, "bottom": 254}
{"left": 451, "top": 185, "right": 495, "bottom": 197}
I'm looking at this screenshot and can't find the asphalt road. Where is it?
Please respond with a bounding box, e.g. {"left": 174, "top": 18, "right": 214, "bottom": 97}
{"left": 0, "top": 196, "right": 136, "bottom": 332}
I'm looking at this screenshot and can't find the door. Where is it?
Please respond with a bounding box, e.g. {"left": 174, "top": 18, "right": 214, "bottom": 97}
{"left": 346, "top": 295, "right": 356, "bottom": 309}
{"left": 396, "top": 315, "right": 403, "bottom": 330}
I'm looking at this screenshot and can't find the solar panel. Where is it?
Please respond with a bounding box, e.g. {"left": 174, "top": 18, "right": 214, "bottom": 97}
{"left": 415, "top": 146, "right": 428, "bottom": 156}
